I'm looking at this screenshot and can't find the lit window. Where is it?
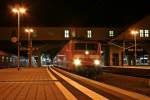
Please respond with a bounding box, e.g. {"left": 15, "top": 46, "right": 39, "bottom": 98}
{"left": 139, "top": 29, "right": 144, "bottom": 37}
{"left": 10, "top": 58, "right": 13, "bottom": 62}
{"left": 145, "top": 30, "right": 149, "bottom": 34}
{"left": 64, "top": 30, "right": 69, "bottom": 38}
{"left": 109, "top": 30, "right": 114, "bottom": 37}
{"left": 2, "top": 56, "right": 4, "bottom": 62}
{"left": 145, "top": 30, "right": 149, "bottom": 37}
{"left": 145, "top": 33, "right": 149, "bottom": 37}
{"left": 6, "top": 57, "right": 9, "bottom": 62}
{"left": 87, "top": 30, "right": 92, "bottom": 38}
{"left": 72, "top": 31, "right": 76, "bottom": 37}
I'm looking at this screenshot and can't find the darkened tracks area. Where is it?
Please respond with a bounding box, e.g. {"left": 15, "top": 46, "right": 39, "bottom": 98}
{"left": 99, "top": 67, "right": 150, "bottom": 96}
{"left": 102, "top": 67, "right": 150, "bottom": 78}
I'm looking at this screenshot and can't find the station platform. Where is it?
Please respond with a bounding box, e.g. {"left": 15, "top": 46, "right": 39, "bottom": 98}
{"left": 0, "top": 68, "right": 67, "bottom": 100}
{"left": 0, "top": 67, "right": 150, "bottom": 100}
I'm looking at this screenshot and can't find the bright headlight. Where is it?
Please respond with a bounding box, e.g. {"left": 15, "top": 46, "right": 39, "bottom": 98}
{"left": 73, "top": 59, "right": 81, "bottom": 66}
{"left": 85, "top": 50, "right": 89, "bottom": 55}
{"left": 94, "top": 59, "right": 100, "bottom": 65}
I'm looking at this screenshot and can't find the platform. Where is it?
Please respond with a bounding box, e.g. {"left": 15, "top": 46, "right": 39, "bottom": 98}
{"left": 0, "top": 68, "right": 67, "bottom": 100}
{"left": 0, "top": 67, "right": 150, "bottom": 100}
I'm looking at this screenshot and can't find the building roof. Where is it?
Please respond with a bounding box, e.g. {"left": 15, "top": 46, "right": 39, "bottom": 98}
{"left": 111, "top": 15, "right": 150, "bottom": 41}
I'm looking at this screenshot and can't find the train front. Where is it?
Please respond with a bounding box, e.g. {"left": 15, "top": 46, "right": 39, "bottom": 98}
{"left": 72, "top": 41, "right": 101, "bottom": 74}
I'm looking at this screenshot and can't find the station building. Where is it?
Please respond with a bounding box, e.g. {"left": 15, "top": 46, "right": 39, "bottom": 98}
{"left": 109, "top": 15, "right": 150, "bottom": 66}
{"left": 0, "top": 15, "right": 149, "bottom": 67}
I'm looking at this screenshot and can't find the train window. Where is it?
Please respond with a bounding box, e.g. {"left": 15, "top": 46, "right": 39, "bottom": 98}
{"left": 87, "top": 43, "right": 98, "bottom": 50}
{"left": 75, "top": 43, "right": 86, "bottom": 50}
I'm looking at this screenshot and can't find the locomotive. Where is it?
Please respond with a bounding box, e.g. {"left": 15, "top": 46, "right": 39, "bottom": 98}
{"left": 53, "top": 40, "right": 102, "bottom": 76}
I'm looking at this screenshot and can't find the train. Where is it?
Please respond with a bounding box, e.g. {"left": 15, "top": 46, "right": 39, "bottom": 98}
{"left": 53, "top": 40, "right": 102, "bottom": 76}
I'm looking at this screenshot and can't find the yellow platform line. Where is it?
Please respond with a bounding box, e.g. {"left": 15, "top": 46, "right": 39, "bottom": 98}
{"left": 56, "top": 68, "right": 150, "bottom": 100}
{"left": 46, "top": 68, "right": 77, "bottom": 100}
{"left": 50, "top": 68, "right": 108, "bottom": 100}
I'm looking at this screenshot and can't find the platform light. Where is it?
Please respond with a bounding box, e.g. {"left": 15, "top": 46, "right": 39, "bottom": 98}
{"left": 131, "top": 30, "right": 138, "bottom": 66}
{"left": 12, "top": 7, "right": 26, "bottom": 14}
{"left": 12, "top": 8, "right": 18, "bottom": 13}
{"left": 25, "top": 28, "right": 34, "bottom": 67}
{"left": 19, "top": 7, "right": 26, "bottom": 13}
{"left": 25, "top": 28, "right": 34, "bottom": 33}
{"left": 11, "top": 5, "right": 27, "bottom": 71}
{"left": 131, "top": 30, "right": 138, "bottom": 35}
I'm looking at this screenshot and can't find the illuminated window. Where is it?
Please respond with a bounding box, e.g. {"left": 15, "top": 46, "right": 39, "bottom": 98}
{"left": 71, "top": 31, "right": 76, "bottom": 37}
{"left": 139, "top": 29, "right": 144, "bottom": 37}
{"left": 2, "top": 56, "right": 4, "bottom": 62}
{"left": 6, "top": 57, "right": 9, "bottom": 62}
{"left": 139, "top": 29, "right": 149, "bottom": 37}
{"left": 64, "top": 30, "right": 69, "bottom": 38}
{"left": 87, "top": 30, "right": 92, "bottom": 38}
{"left": 10, "top": 57, "right": 13, "bottom": 62}
{"left": 145, "top": 30, "right": 149, "bottom": 37}
{"left": 109, "top": 30, "right": 114, "bottom": 37}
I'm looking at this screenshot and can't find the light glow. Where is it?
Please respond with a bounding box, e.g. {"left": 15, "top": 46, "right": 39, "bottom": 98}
{"left": 73, "top": 58, "right": 81, "bottom": 66}
{"left": 85, "top": 50, "right": 89, "bottom": 55}
{"left": 12, "top": 8, "right": 18, "bottom": 13}
{"left": 19, "top": 7, "right": 26, "bottom": 13}
{"left": 25, "top": 28, "right": 34, "bottom": 33}
{"left": 131, "top": 30, "right": 138, "bottom": 35}
{"left": 30, "top": 29, "right": 34, "bottom": 33}
{"left": 12, "top": 7, "right": 26, "bottom": 14}
{"left": 94, "top": 59, "right": 100, "bottom": 65}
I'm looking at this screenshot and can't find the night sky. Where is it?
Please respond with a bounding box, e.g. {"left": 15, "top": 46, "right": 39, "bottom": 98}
{"left": 0, "top": 0, "right": 150, "bottom": 27}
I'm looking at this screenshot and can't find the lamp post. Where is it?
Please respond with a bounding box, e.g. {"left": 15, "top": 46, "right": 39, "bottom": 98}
{"left": 131, "top": 30, "right": 138, "bottom": 66}
{"left": 12, "top": 6, "right": 26, "bottom": 70}
{"left": 25, "top": 28, "right": 34, "bottom": 67}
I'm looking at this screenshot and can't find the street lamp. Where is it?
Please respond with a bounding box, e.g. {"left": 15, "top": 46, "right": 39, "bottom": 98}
{"left": 25, "top": 28, "right": 34, "bottom": 67}
{"left": 131, "top": 30, "right": 138, "bottom": 66}
{"left": 12, "top": 6, "right": 27, "bottom": 70}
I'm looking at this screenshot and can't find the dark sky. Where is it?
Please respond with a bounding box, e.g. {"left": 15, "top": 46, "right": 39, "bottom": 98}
{"left": 0, "top": 0, "right": 150, "bottom": 27}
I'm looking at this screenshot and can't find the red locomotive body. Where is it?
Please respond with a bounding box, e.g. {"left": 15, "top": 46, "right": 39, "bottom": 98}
{"left": 54, "top": 40, "right": 101, "bottom": 73}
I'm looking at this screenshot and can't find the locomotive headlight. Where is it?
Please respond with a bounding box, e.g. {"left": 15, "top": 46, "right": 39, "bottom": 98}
{"left": 94, "top": 59, "right": 100, "bottom": 65}
{"left": 85, "top": 50, "right": 89, "bottom": 55}
{"left": 73, "top": 58, "right": 81, "bottom": 66}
